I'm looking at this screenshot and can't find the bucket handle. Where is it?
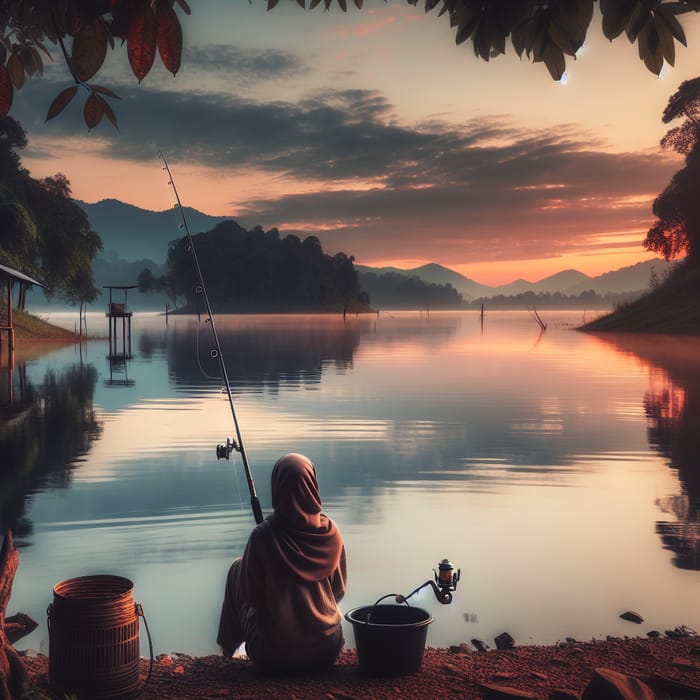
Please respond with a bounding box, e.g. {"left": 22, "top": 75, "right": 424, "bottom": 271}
{"left": 133, "top": 602, "right": 154, "bottom": 699}
{"left": 362, "top": 594, "right": 410, "bottom": 624}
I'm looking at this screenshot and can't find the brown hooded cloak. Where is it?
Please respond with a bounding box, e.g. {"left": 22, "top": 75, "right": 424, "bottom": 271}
{"left": 217, "top": 453, "right": 347, "bottom": 674}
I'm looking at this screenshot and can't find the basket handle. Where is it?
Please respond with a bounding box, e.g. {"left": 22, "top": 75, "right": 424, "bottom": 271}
{"left": 132, "top": 602, "right": 154, "bottom": 699}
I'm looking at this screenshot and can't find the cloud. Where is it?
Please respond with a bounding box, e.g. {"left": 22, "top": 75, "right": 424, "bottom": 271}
{"left": 184, "top": 44, "right": 307, "bottom": 84}
{"left": 12, "top": 69, "right": 680, "bottom": 267}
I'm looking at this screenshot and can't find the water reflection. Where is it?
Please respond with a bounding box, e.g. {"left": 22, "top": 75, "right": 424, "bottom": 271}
{"left": 0, "top": 360, "right": 102, "bottom": 542}
{"left": 593, "top": 333, "right": 700, "bottom": 570}
{"left": 165, "top": 314, "right": 461, "bottom": 393}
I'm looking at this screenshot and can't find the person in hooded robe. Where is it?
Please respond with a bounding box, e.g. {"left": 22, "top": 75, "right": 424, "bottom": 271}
{"left": 217, "top": 453, "right": 347, "bottom": 675}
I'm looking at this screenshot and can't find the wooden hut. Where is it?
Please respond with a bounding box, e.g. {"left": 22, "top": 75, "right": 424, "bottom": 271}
{"left": 0, "top": 262, "right": 45, "bottom": 358}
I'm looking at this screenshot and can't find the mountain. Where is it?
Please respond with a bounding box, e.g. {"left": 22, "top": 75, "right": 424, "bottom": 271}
{"left": 77, "top": 198, "right": 226, "bottom": 264}
{"left": 355, "top": 262, "right": 492, "bottom": 300}
{"left": 358, "top": 259, "right": 674, "bottom": 300}
{"left": 76, "top": 198, "right": 673, "bottom": 302}
{"left": 567, "top": 259, "right": 672, "bottom": 295}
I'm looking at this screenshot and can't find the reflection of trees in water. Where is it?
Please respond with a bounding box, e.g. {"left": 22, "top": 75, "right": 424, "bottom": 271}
{"left": 163, "top": 314, "right": 460, "bottom": 392}
{"left": 645, "top": 374, "right": 700, "bottom": 570}
{"left": 603, "top": 335, "right": 700, "bottom": 570}
{"left": 0, "top": 364, "right": 102, "bottom": 540}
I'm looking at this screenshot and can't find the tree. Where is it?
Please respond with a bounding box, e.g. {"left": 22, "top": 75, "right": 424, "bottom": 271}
{"left": 0, "top": 116, "right": 102, "bottom": 305}
{"left": 1, "top": 1, "right": 700, "bottom": 129}
{"left": 644, "top": 77, "right": 700, "bottom": 268}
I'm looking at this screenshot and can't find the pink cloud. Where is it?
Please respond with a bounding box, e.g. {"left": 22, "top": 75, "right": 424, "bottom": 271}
{"left": 331, "top": 16, "right": 397, "bottom": 38}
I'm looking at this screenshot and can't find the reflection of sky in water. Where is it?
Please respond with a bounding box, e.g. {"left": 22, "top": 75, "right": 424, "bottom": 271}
{"left": 7, "top": 311, "right": 700, "bottom": 656}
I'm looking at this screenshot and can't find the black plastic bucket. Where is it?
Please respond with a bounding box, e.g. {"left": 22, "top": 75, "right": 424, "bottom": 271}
{"left": 345, "top": 604, "right": 433, "bottom": 676}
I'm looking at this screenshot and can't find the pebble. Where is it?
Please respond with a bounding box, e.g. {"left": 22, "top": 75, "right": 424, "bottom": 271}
{"left": 619, "top": 610, "right": 644, "bottom": 624}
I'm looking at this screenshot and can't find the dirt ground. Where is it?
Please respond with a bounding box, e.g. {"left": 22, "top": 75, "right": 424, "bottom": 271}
{"left": 22, "top": 635, "right": 700, "bottom": 699}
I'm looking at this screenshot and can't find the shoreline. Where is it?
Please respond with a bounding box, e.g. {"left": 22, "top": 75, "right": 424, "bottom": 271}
{"left": 22, "top": 635, "right": 700, "bottom": 699}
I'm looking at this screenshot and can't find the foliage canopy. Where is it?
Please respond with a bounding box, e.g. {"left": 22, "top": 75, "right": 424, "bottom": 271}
{"left": 0, "top": 116, "right": 102, "bottom": 306}
{"left": 645, "top": 77, "right": 700, "bottom": 267}
{"left": 139, "top": 220, "right": 368, "bottom": 312}
{"left": 1, "top": 1, "right": 700, "bottom": 129}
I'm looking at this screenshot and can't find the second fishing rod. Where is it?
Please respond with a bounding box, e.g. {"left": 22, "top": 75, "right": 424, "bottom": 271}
{"left": 158, "top": 151, "right": 264, "bottom": 525}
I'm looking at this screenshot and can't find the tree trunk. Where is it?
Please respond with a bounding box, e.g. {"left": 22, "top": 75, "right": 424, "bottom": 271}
{"left": 0, "top": 531, "right": 29, "bottom": 700}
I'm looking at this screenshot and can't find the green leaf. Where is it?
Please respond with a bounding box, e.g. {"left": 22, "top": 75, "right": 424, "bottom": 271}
{"left": 626, "top": 5, "right": 650, "bottom": 43}
{"left": 549, "top": 18, "right": 582, "bottom": 56}
{"left": 45, "top": 85, "right": 78, "bottom": 122}
{"left": 543, "top": 41, "right": 566, "bottom": 80}
{"left": 511, "top": 18, "right": 532, "bottom": 58}
{"left": 601, "top": 0, "right": 638, "bottom": 40}
{"left": 654, "top": 13, "right": 676, "bottom": 65}
{"left": 656, "top": 5, "right": 687, "bottom": 46}
{"left": 638, "top": 22, "right": 664, "bottom": 74}
{"left": 455, "top": 15, "right": 478, "bottom": 46}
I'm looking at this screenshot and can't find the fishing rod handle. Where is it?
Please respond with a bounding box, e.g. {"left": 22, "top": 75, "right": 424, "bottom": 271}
{"left": 251, "top": 496, "right": 264, "bottom": 525}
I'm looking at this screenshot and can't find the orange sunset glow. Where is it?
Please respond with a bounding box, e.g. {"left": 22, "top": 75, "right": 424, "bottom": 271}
{"left": 12, "top": 3, "right": 700, "bottom": 285}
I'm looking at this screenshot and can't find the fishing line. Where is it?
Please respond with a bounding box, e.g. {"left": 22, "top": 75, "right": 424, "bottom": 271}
{"left": 158, "top": 150, "right": 264, "bottom": 525}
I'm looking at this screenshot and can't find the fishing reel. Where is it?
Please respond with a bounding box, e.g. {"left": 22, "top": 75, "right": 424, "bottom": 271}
{"left": 216, "top": 437, "right": 240, "bottom": 460}
{"left": 390, "top": 558, "right": 461, "bottom": 606}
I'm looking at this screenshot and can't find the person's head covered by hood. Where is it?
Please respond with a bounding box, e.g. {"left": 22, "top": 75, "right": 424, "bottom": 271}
{"left": 268, "top": 453, "right": 344, "bottom": 582}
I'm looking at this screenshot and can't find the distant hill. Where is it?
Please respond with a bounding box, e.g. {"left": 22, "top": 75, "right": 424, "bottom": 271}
{"left": 77, "top": 198, "right": 226, "bottom": 263}
{"left": 359, "top": 259, "right": 674, "bottom": 300}
{"left": 356, "top": 263, "right": 492, "bottom": 299}
{"left": 75, "top": 198, "right": 674, "bottom": 303}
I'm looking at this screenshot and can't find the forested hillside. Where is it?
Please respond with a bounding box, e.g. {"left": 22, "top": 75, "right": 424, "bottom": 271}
{"left": 139, "top": 221, "right": 371, "bottom": 313}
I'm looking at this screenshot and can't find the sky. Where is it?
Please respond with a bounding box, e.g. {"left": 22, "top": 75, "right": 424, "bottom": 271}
{"left": 10, "top": 1, "right": 700, "bottom": 285}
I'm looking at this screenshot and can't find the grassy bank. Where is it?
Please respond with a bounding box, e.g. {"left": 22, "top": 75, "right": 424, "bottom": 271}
{"left": 11, "top": 310, "right": 77, "bottom": 342}
{"left": 579, "top": 262, "right": 700, "bottom": 334}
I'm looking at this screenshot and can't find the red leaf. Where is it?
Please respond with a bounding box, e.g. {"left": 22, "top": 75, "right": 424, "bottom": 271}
{"left": 156, "top": 0, "right": 183, "bottom": 76}
{"left": 0, "top": 66, "right": 13, "bottom": 117}
{"left": 127, "top": 1, "right": 157, "bottom": 82}
{"left": 45, "top": 85, "right": 78, "bottom": 121}
{"left": 84, "top": 92, "right": 105, "bottom": 129}
{"left": 71, "top": 19, "right": 109, "bottom": 82}
{"left": 101, "top": 97, "right": 119, "bottom": 129}
{"left": 89, "top": 84, "right": 121, "bottom": 99}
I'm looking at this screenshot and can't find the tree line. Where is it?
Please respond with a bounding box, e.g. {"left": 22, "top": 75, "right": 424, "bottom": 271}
{"left": 138, "top": 220, "right": 370, "bottom": 313}
{"left": 357, "top": 271, "right": 463, "bottom": 309}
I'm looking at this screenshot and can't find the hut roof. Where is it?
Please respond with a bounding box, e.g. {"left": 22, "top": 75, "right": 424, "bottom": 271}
{"left": 0, "top": 262, "right": 45, "bottom": 288}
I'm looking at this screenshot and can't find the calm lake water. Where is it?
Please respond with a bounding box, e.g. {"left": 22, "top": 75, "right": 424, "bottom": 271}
{"left": 2, "top": 310, "right": 699, "bottom": 656}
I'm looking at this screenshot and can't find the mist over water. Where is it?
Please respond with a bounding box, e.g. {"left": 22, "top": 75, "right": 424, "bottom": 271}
{"left": 2, "top": 311, "right": 699, "bottom": 655}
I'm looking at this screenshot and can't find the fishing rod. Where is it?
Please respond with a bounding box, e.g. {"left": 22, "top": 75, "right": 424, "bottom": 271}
{"left": 158, "top": 150, "right": 264, "bottom": 525}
